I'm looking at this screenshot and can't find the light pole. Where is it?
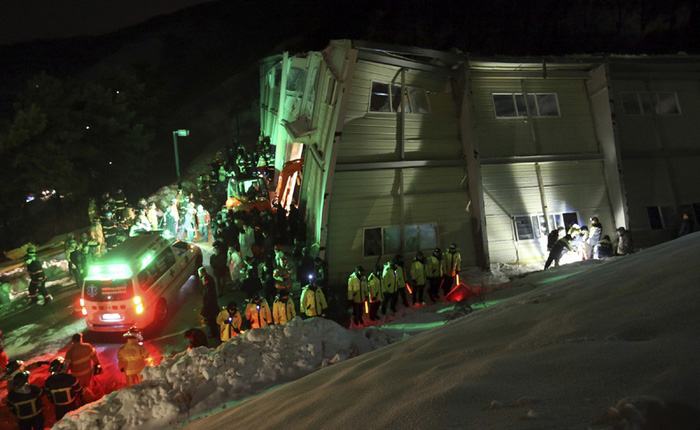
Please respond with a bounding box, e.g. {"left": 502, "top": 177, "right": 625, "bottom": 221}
{"left": 173, "top": 129, "right": 189, "bottom": 188}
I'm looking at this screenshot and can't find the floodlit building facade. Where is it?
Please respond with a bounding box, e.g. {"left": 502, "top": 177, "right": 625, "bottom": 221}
{"left": 260, "top": 40, "right": 700, "bottom": 285}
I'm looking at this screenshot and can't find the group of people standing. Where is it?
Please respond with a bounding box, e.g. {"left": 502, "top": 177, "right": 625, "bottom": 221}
{"left": 347, "top": 243, "right": 462, "bottom": 326}
{"left": 544, "top": 216, "right": 632, "bottom": 270}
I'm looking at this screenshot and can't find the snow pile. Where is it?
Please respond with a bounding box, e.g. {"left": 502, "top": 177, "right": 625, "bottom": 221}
{"left": 53, "top": 317, "right": 401, "bottom": 430}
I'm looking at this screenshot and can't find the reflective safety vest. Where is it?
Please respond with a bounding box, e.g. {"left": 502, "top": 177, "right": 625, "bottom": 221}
{"left": 216, "top": 309, "right": 243, "bottom": 341}
{"left": 368, "top": 273, "right": 382, "bottom": 302}
{"left": 272, "top": 299, "right": 296, "bottom": 324}
{"left": 347, "top": 272, "right": 368, "bottom": 303}
{"left": 245, "top": 300, "right": 272, "bottom": 329}
{"left": 65, "top": 342, "right": 99, "bottom": 377}
{"left": 117, "top": 339, "right": 150, "bottom": 376}
{"left": 301, "top": 286, "right": 327, "bottom": 316}
{"left": 381, "top": 266, "right": 398, "bottom": 294}
{"left": 44, "top": 373, "right": 81, "bottom": 406}
{"left": 410, "top": 260, "right": 426, "bottom": 285}
{"left": 8, "top": 385, "right": 43, "bottom": 419}
{"left": 425, "top": 256, "right": 442, "bottom": 278}
{"left": 442, "top": 251, "right": 461, "bottom": 277}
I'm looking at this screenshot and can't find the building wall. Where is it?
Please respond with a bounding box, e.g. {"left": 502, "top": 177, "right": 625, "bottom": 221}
{"left": 470, "top": 78, "right": 600, "bottom": 157}
{"left": 325, "top": 59, "right": 474, "bottom": 286}
{"left": 610, "top": 71, "right": 700, "bottom": 247}
{"left": 482, "top": 160, "right": 615, "bottom": 264}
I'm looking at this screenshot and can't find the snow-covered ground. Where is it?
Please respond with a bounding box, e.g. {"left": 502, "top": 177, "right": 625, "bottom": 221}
{"left": 11, "top": 233, "right": 700, "bottom": 429}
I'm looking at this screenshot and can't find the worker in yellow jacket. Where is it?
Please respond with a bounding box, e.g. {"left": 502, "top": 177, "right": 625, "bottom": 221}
{"left": 272, "top": 290, "right": 296, "bottom": 324}
{"left": 216, "top": 302, "right": 243, "bottom": 341}
{"left": 300, "top": 279, "right": 327, "bottom": 317}
{"left": 245, "top": 294, "right": 272, "bottom": 329}
{"left": 381, "top": 261, "right": 398, "bottom": 314}
{"left": 425, "top": 248, "right": 443, "bottom": 302}
{"left": 65, "top": 333, "right": 101, "bottom": 395}
{"left": 367, "top": 265, "right": 383, "bottom": 321}
{"left": 347, "top": 266, "right": 368, "bottom": 326}
{"left": 441, "top": 243, "right": 461, "bottom": 296}
{"left": 117, "top": 327, "right": 150, "bottom": 387}
{"left": 410, "top": 251, "right": 427, "bottom": 305}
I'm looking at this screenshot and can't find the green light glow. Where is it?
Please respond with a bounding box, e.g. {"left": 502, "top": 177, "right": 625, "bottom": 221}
{"left": 380, "top": 321, "right": 447, "bottom": 332}
{"left": 140, "top": 251, "right": 155, "bottom": 270}
{"left": 536, "top": 270, "right": 585, "bottom": 284}
{"left": 86, "top": 263, "right": 133, "bottom": 280}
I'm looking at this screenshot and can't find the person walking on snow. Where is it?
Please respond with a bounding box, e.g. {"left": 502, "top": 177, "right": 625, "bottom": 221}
{"left": 117, "top": 326, "right": 150, "bottom": 387}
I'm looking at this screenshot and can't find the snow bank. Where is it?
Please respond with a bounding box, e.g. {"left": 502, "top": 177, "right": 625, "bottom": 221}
{"left": 53, "top": 317, "right": 401, "bottom": 430}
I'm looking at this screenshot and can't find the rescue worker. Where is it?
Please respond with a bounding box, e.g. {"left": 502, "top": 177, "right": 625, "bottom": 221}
{"left": 544, "top": 234, "right": 574, "bottom": 269}
{"left": 4, "top": 359, "right": 25, "bottom": 392}
{"left": 347, "top": 266, "right": 368, "bottom": 326}
{"left": 199, "top": 267, "right": 221, "bottom": 339}
{"left": 244, "top": 293, "right": 272, "bottom": 329}
{"left": 196, "top": 205, "right": 211, "bottom": 242}
{"left": 367, "top": 265, "right": 383, "bottom": 321}
{"left": 147, "top": 202, "right": 160, "bottom": 231}
{"left": 69, "top": 244, "right": 87, "bottom": 289}
{"left": 102, "top": 211, "right": 118, "bottom": 251}
{"left": 381, "top": 261, "right": 399, "bottom": 314}
{"left": 117, "top": 326, "right": 150, "bottom": 387}
{"left": 616, "top": 227, "right": 633, "bottom": 255}
{"left": 43, "top": 356, "right": 81, "bottom": 421}
{"left": 441, "top": 243, "right": 461, "bottom": 296}
{"left": 300, "top": 278, "right": 328, "bottom": 318}
{"left": 273, "top": 244, "right": 286, "bottom": 269}
{"left": 547, "top": 227, "right": 564, "bottom": 251}
{"left": 588, "top": 217, "right": 603, "bottom": 258}
{"left": 273, "top": 266, "right": 292, "bottom": 295}
{"left": 113, "top": 189, "right": 127, "bottom": 222}
{"left": 425, "top": 248, "right": 442, "bottom": 302}
{"left": 89, "top": 218, "right": 105, "bottom": 256}
{"left": 7, "top": 370, "right": 44, "bottom": 430}
{"left": 410, "top": 251, "right": 427, "bottom": 305}
{"left": 184, "top": 328, "right": 208, "bottom": 349}
{"left": 216, "top": 301, "right": 243, "bottom": 341}
{"left": 272, "top": 290, "right": 296, "bottom": 325}
{"left": 87, "top": 198, "right": 98, "bottom": 224}
{"left": 593, "top": 235, "right": 614, "bottom": 259}
{"left": 25, "top": 248, "right": 52, "bottom": 305}
{"left": 64, "top": 333, "right": 101, "bottom": 395}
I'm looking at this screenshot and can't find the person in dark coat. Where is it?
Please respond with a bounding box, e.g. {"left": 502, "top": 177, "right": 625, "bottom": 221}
{"left": 616, "top": 227, "right": 633, "bottom": 255}
{"left": 544, "top": 234, "right": 574, "bottom": 269}
{"left": 593, "top": 235, "right": 614, "bottom": 259}
{"left": 547, "top": 227, "right": 564, "bottom": 251}
{"left": 209, "top": 242, "right": 229, "bottom": 297}
{"left": 678, "top": 212, "right": 694, "bottom": 237}
{"left": 7, "top": 370, "right": 44, "bottom": 430}
{"left": 184, "top": 328, "right": 209, "bottom": 349}
{"left": 198, "top": 267, "right": 220, "bottom": 339}
{"left": 44, "top": 357, "right": 81, "bottom": 421}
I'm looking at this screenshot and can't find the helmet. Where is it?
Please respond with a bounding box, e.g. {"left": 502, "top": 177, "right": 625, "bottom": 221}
{"left": 124, "top": 326, "right": 143, "bottom": 341}
{"left": 433, "top": 247, "right": 441, "bottom": 256}
{"left": 105, "top": 211, "right": 113, "bottom": 219}
{"left": 252, "top": 293, "right": 260, "bottom": 302}
{"left": 227, "top": 301, "right": 238, "bottom": 311}
{"left": 13, "top": 371, "right": 30, "bottom": 387}
{"left": 449, "top": 242, "right": 457, "bottom": 250}
{"left": 49, "top": 357, "right": 65, "bottom": 374}
{"left": 416, "top": 250, "right": 424, "bottom": 259}
{"left": 6, "top": 359, "right": 24, "bottom": 375}
{"left": 590, "top": 216, "right": 599, "bottom": 222}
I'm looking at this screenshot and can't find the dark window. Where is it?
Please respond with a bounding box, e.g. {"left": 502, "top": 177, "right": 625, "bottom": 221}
{"left": 370, "top": 82, "right": 401, "bottom": 112}
{"left": 286, "top": 67, "right": 307, "bottom": 92}
{"left": 514, "top": 216, "right": 534, "bottom": 240}
{"left": 660, "top": 206, "right": 679, "bottom": 229}
{"left": 363, "top": 228, "right": 382, "bottom": 257}
{"left": 493, "top": 94, "right": 517, "bottom": 117}
{"left": 647, "top": 206, "right": 663, "bottom": 230}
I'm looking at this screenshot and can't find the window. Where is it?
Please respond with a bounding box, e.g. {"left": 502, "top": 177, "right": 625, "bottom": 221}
{"left": 621, "top": 92, "right": 680, "bottom": 115}
{"left": 646, "top": 206, "right": 663, "bottom": 230}
{"left": 369, "top": 81, "right": 431, "bottom": 114}
{"left": 363, "top": 224, "right": 438, "bottom": 257}
{"left": 514, "top": 212, "right": 577, "bottom": 241}
{"left": 492, "top": 93, "right": 560, "bottom": 118}
{"left": 655, "top": 92, "right": 680, "bottom": 115}
{"left": 286, "top": 67, "right": 307, "bottom": 92}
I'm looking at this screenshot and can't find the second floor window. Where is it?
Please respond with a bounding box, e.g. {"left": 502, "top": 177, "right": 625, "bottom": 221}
{"left": 621, "top": 91, "right": 681, "bottom": 115}
{"left": 493, "top": 93, "right": 560, "bottom": 118}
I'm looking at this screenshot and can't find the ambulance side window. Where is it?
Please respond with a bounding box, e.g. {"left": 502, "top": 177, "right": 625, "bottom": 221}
{"left": 137, "top": 269, "right": 155, "bottom": 290}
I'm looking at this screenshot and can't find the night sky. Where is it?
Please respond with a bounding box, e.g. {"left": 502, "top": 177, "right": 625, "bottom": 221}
{"left": 0, "top": 0, "right": 216, "bottom": 45}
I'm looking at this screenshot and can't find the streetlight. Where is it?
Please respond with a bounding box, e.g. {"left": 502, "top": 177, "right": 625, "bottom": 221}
{"left": 173, "top": 129, "right": 189, "bottom": 188}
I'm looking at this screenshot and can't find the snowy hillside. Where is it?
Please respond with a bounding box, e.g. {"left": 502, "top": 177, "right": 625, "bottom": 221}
{"left": 52, "top": 233, "right": 700, "bottom": 430}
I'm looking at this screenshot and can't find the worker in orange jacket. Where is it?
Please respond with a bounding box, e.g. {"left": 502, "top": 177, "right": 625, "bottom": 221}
{"left": 117, "top": 327, "right": 150, "bottom": 387}
{"left": 244, "top": 294, "right": 272, "bottom": 329}
{"left": 65, "top": 333, "right": 101, "bottom": 395}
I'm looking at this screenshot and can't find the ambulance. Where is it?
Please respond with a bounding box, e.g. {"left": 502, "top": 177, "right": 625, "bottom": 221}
{"left": 79, "top": 234, "right": 202, "bottom": 332}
